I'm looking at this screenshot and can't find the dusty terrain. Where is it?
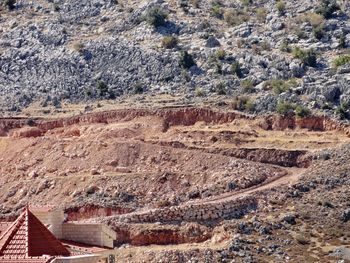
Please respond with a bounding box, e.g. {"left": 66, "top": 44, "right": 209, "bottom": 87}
{"left": 0, "top": 106, "right": 350, "bottom": 262}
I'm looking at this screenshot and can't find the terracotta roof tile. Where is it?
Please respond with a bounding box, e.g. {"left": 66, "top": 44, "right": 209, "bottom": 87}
{"left": 0, "top": 207, "right": 70, "bottom": 258}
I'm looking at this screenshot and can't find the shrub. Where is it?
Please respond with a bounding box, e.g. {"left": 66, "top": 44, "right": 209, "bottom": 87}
{"left": 133, "top": 82, "right": 144, "bottom": 94}
{"left": 195, "top": 88, "right": 205, "bottom": 97}
{"left": 210, "top": 3, "right": 223, "bottom": 19}
{"left": 313, "top": 25, "right": 325, "bottom": 40}
{"left": 72, "top": 42, "right": 84, "bottom": 53}
{"left": 292, "top": 47, "right": 317, "bottom": 67}
{"left": 3, "top": 0, "right": 16, "bottom": 10}
{"left": 231, "top": 62, "right": 243, "bottom": 78}
{"left": 256, "top": 8, "right": 267, "bottom": 23}
{"left": 215, "top": 82, "right": 226, "bottom": 95}
{"left": 264, "top": 79, "right": 298, "bottom": 95}
{"left": 97, "top": 81, "right": 108, "bottom": 96}
{"left": 161, "top": 36, "right": 178, "bottom": 49}
{"left": 240, "top": 0, "right": 252, "bottom": 6}
{"left": 276, "top": 101, "right": 296, "bottom": 116}
{"left": 241, "top": 79, "right": 254, "bottom": 93}
{"left": 332, "top": 55, "right": 350, "bottom": 68}
{"left": 316, "top": 0, "right": 340, "bottom": 19}
{"left": 295, "top": 105, "right": 311, "bottom": 118}
{"left": 335, "top": 102, "right": 349, "bottom": 120}
{"left": 190, "top": 0, "right": 200, "bottom": 8}
{"left": 179, "top": 51, "right": 195, "bottom": 69}
{"left": 224, "top": 9, "right": 249, "bottom": 26}
{"left": 276, "top": 1, "right": 286, "bottom": 16}
{"left": 280, "top": 39, "right": 291, "bottom": 53}
{"left": 230, "top": 96, "right": 255, "bottom": 112}
{"left": 145, "top": 7, "right": 168, "bottom": 27}
{"left": 216, "top": 49, "right": 226, "bottom": 60}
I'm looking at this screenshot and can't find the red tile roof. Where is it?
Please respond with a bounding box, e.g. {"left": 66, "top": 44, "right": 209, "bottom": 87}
{"left": 0, "top": 256, "right": 54, "bottom": 263}
{"left": 0, "top": 207, "right": 70, "bottom": 258}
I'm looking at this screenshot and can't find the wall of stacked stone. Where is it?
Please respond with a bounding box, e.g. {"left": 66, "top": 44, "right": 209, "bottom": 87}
{"left": 105, "top": 197, "right": 257, "bottom": 224}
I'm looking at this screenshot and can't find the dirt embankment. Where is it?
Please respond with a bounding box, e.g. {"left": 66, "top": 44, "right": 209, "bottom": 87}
{"left": 1, "top": 108, "right": 349, "bottom": 137}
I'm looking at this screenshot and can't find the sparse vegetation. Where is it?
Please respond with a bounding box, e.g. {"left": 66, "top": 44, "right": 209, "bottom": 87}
{"left": 256, "top": 8, "right": 267, "bottom": 23}
{"left": 195, "top": 88, "right": 205, "bottom": 97}
{"left": 241, "top": 79, "right": 254, "bottom": 93}
{"left": 144, "top": 7, "right": 168, "bottom": 27}
{"left": 292, "top": 47, "right": 317, "bottom": 67}
{"left": 230, "top": 96, "right": 255, "bottom": 112}
{"left": 276, "top": 101, "right": 296, "bottom": 116}
{"left": 276, "top": 1, "right": 286, "bottom": 16}
{"left": 332, "top": 54, "right": 350, "bottom": 68}
{"left": 179, "top": 51, "right": 195, "bottom": 69}
{"left": 72, "top": 42, "right": 84, "bottom": 53}
{"left": 161, "top": 36, "right": 178, "bottom": 49}
{"left": 336, "top": 102, "right": 349, "bottom": 120}
{"left": 316, "top": 0, "right": 340, "bottom": 19}
{"left": 210, "top": 2, "right": 223, "bottom": 19}
{"left": 264, "top": 79, "right": 298, "bottom": 95}
{"left": 215, "top": 82, "right": 226, "bottom": 95}
{"left": 295, "top": 105, "right": 311, "bottom": 118}
{"left": 224, "top": 9, "right": 249, "bottom": 26}
{"left": 96, "top": 81, "right": 109, "bottom": 97}
{"left": 231, "top": 62, "right": 243, "bottom": 78}
{"left": 216, "top": 49, "right": 226, "bottom": 60}
{"left": 313, "top": 25, "right": 325, "bottom": 40}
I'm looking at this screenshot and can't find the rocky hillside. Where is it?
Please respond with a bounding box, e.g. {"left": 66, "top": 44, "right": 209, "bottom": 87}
{"left": 0, "top": 0, "right": 350, "bottom": 119}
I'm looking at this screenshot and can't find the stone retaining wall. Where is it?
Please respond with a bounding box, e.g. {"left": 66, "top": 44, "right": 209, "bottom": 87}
{"left": 103, "top": 196, "right": 257, "bottom": 225}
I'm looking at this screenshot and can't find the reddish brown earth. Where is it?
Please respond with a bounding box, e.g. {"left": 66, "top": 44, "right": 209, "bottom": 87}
{"left": 0, "top": 107, "right": 350, "bottom": 261}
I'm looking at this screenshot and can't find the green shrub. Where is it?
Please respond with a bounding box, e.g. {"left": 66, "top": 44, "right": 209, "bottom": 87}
{"left": 144, "top": 7, "right": 168, "bottom": 27}
{"left": 292, "top": 47, "right": 317, "bottom": 67}
{"left": 216, "top": 49, "right": 226, "bottom": 60}
{"left": 241, "top": 79, "right": 254, "bottom": 93}
{"left": 231, "top": 62, "right": 243, "bottom": 78}
{"left": 264, "top": 79, "right": 298, "bottom": 95}
{"left": 231, "top": 96, "right": 255, "bottom": 112}
{"left": 161, "top": 36, "right": 178, "bottom": 49}
{"left": 210, "top": 3, "right": 223, "bottom": 19}
{"left": 336, "top": 102, "right": 349, "bottom": 120}
{"left": 276, "top": 101, "right": 296, "bottom": 116}
{"left": 179, "top": 51, "right": 195, "bottom": 69}
{"left": 280, "top": 39, "right": 291, "bottom": 53}
{"left": 224, "top": 9, "right": 249, "bottom": 26}
{"left": 3, "top": 0, "right": 16, "bottom": 10}
{"left": 97, "top": 81, "right": 108, "bottom": 96}
{"left": 276, "top": 1, "right": 286, "bottom": 16}
{"left": 215, "top": 82, "right": 226, "bottom": 95}
{"left": 295, "top": 105, "right": 311, "bottom": 118}
{"left": 316, "top": 0, "right": 340, "bottom": 19}
{"left": 332, "top": 55, "right": 350, "bottom": 68}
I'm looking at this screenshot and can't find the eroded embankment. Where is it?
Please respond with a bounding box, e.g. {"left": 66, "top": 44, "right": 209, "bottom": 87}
{"left": 1, "top": 108, "right": 350, "bottom": 136}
